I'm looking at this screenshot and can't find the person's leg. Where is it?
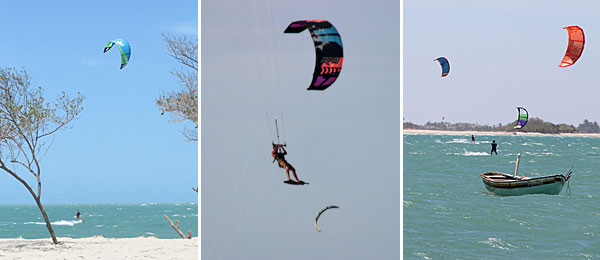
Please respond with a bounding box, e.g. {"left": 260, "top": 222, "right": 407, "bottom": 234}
{"left": 284, "top": 168, "right": 292, "bottom": 181}
{"left": 287, "top": 165, "right": 300, "bottom": 182}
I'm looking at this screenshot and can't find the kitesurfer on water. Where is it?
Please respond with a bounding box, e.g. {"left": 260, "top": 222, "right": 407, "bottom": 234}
{"left": 272, "top": 143, "right": 302, "bottom": 183}
{"left": 76, "top": 210, "right": 81, "bottom": 220}
{"left": 471, "top": 135, "right": 475, "bottom": 143}
{"left": 491, "top": 140, "right": 498, "bottom": 155}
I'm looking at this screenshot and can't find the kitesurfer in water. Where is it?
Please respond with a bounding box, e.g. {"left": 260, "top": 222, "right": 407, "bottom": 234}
{"left": 76, "top": 210, "right": 81, "bottom": 220}
{"left": 471, "top": 135, "right": 475, "bottom": 143}
{"left": 272, "top": 143, "right": 302, "bottom": 183}
{"left": 491, "top": 140, "right": 498, "bottom": 155}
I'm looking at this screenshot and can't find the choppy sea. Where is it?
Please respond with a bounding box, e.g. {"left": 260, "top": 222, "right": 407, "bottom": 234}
{"left": 0, "top": 203, "right": 197, "bottom": 239}
{"left": 404, "top": 133, "right": 600, "bottom": 259}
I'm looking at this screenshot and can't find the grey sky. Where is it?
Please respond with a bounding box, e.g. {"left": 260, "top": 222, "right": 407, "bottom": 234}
{"left": 404, "top": 1, "right": 600, "bottom": 126}
{"left": 202, "top": 0, "right": 399, "bottom": 259}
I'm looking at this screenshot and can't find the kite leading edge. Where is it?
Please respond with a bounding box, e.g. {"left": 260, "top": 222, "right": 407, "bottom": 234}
{"left": 315, "top": 205, "right": 339, "bottom": 232}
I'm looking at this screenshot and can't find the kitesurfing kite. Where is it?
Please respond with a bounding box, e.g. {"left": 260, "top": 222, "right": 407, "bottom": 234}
{"left": 434, "top": 57, "right": 450, "bottom": 77}
{"left": 315, "top": 205, "right": 339, "bottom": 232}
{"left": 284, "top": 20, "right": 343, "bottom": 91}
{"left": 514, "top": 107, "right": 528, "bottom": 129}
{"left": 559, "top": 26, "right": 584, "bottom": 67}
{"left": 104, "top": 39, "right": 131, "bottom": 69}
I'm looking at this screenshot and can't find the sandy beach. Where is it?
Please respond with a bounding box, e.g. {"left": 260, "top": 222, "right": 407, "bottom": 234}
{"left": 0, "top": 236, "right": 198, "bottom": 260}
{"left": 403, "top": 129, "right": 600, "bottom": 138}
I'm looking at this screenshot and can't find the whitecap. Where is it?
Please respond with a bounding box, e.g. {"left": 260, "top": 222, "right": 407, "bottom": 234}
{"left": 456, "top": 151, "right": 489, "bottom": 156}
{"left": 522, "top": 142, "right": 544, "bottom": 146}
{"left": 446, "top": 138, "right": 470, "bottom": 144}
{"left": 415, "top": 252, "right": 432, "bottom": 259}
{"left": 479, "top": 237, "right": 519, "bottom": 250}
{"left": 25, "top": 220, "right": 83, "bottom": 226}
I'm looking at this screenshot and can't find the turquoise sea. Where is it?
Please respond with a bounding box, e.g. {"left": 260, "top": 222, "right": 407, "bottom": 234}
{"left": 404, "top": 133, "right": 600, "bottom": 259}
{"left": 0, "top": 203, "right": 197, "bottom": 239}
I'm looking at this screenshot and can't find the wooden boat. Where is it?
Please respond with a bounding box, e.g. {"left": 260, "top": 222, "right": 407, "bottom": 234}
{"left": 480, "top": 153, "right": 572, "bottom": 196}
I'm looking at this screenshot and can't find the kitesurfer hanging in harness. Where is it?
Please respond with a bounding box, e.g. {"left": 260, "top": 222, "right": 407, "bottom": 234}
{"left": 272, "top": 143, "right": 303, "bottom": 183}
{"left": 271, "top": 118, "right": 306, "bottom": 185}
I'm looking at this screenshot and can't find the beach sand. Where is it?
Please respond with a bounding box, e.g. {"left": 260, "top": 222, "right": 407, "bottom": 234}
{"left": 0, "top": 236, "right": 198, "bottom": 260}
{"left": 403, "top": 129, "right": 600, "bottom": 138}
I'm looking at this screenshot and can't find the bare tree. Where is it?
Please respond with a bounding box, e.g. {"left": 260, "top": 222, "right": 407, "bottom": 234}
{"left": 0, "top": 68, "right": 84, "bottom": 244}
{"left": 156, "top": 33, "right": 198, "bottom": 142}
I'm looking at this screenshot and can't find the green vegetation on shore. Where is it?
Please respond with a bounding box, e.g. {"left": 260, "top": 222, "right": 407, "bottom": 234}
{"left": 404, "top": 118, "right": 600, "bottom": 134}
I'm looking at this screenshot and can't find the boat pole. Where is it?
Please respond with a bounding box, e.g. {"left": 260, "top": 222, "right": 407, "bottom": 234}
{"left": 514, "top": 153, "right": 521, "bottom": 178}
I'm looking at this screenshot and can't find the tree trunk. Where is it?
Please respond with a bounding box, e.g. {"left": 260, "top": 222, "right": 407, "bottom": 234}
{"left": 34, "top": 197, "right": 58, "bottom": 244}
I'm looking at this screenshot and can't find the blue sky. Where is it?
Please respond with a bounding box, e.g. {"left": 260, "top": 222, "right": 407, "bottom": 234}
{"left": 202, "top": 0, "right": 399, "bottom": 259}
{"left": 0, "top": 1, "right": 198, "bottom": 204}
{"left": 404, "top": 0, "right": 600, "bottom": 126}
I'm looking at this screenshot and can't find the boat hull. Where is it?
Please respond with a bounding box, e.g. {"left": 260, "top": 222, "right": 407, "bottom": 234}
{"left": 481, "top": 172, "right": 567, "bottom": 196}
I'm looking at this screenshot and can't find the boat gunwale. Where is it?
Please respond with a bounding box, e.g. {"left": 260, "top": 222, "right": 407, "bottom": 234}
{"left": 481, "top": 172, "right": 566, "bottom": 182}
{"left": 480, "top": 172, "right": 567, "bottom": 189}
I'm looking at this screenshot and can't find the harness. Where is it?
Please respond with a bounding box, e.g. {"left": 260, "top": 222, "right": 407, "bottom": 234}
{"left": 273, "top": 151, "right": 287, "bottom": 168}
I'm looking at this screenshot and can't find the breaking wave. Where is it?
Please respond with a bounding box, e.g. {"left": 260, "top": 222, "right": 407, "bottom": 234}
{"left": 24, "top": 219, "right": 83, "bottom": 226}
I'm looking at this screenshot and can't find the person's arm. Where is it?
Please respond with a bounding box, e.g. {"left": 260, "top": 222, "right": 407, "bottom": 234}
{"left": 280, "top": 146, "right": 287, "bottom": 155}
{"left": 272, "top": 145, "right": 278, "bottom": 158}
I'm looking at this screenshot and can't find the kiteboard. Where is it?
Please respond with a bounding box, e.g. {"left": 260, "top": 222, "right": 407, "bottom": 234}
{"left": 283, "top": 180, "right": 309, "bottom": 185}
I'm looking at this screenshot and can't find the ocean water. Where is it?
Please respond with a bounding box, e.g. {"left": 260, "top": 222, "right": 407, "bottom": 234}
{"left": 0, "top": 203, "right": 197, "bottom": 239}
{"left": 404, "top": 134, "right": 600, "bottom": 259}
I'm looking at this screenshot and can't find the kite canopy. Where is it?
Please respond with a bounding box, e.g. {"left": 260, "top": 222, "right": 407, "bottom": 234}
{"left": 104, "top": 39, "right": 131, "bottom": 69}
{"left": 514, "top": 107, "right": 528, "bottom": 129}
{"left": 284, "top": 20, "right": 343, "bottom": 91}
{"left": 559, "top": 26, "right": 584, "bottom": 67}
{"left": 434, "top": 57, "right": 450, "bottom": 77}
{"left": 314, "top": 205, "right": 339, "bottom": 232}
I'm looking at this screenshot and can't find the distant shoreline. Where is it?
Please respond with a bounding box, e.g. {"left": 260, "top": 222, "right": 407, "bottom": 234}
{"left": 0, "top": 236, "right": 198, "bottom": 259}
{"left": 403, "top": 129, "right": 600, "bottom": 138}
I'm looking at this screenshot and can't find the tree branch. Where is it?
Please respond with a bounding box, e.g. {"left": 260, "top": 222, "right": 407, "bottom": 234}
{"left": 6, "top": 136, "right": 33, "bottom": 170}
{"left": 10, "top": 159, "right": 36, "bottom": 177}
{"left": 163, "top": 215, "right": 188, "bottom": 239}
{"left": 0, "top": 160, "right": 38, "bottom": 199}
